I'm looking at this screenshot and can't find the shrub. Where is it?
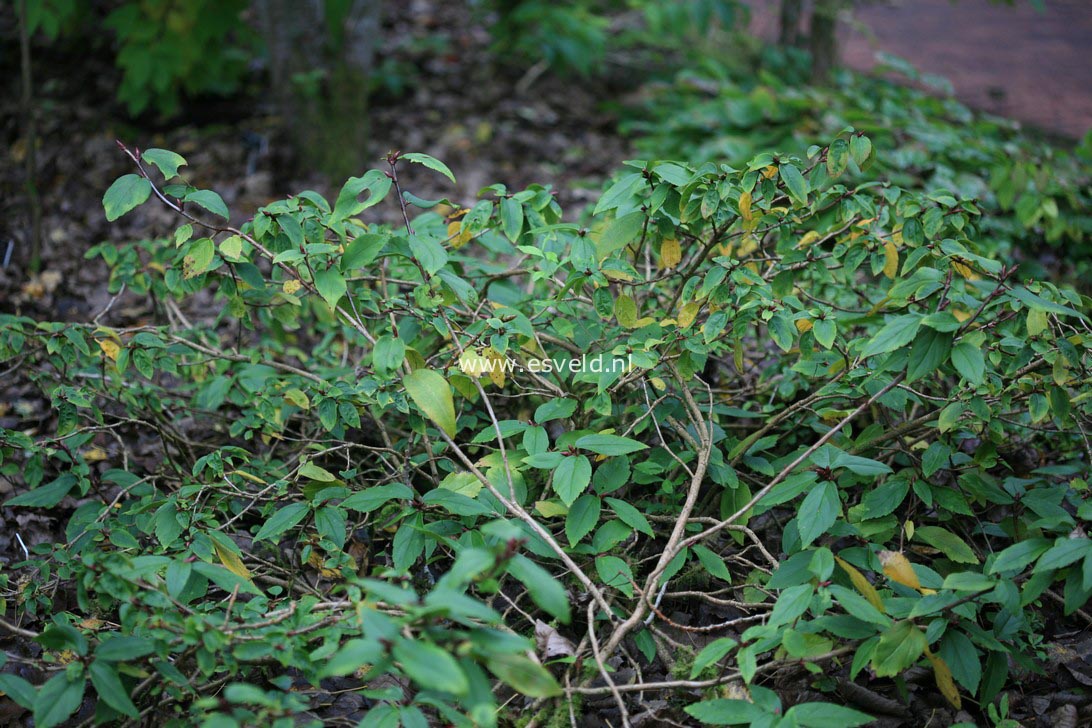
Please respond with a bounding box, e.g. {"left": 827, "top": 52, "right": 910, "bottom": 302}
{"left": 0, "top": 135, "right": 1089, "bottom": 725}
{"left": 624, "top": 52, "right": 1092, "bottom": 280}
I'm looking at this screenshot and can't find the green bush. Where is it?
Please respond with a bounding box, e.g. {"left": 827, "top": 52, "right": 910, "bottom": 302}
{"left": 1, "top": 135, "right": 1089, "bottom": 725}
{"left": 625, "top": 52, "right": 1092, "bottom": 280}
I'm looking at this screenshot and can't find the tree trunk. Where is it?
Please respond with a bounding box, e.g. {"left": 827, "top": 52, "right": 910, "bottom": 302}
{"left": 778, "top": 0, "right": 803, "bottom": 47}
{"left": 809, "top": 0, "right": 840, "bottom": 85}
{"left": 256, "top": 0, "right": 381, "bottom": 179}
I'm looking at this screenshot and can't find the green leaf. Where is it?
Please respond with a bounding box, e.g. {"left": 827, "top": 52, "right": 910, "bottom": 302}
{"left": 829, "top": 585, "right": 890, "bottom": 626}
{"left": 595, "top": 555, "right": 634, "bottom": 596}
{"left": 34, "top": 672, "right": 85, "bottom": 728}
{"left": 871, "top": 620, "right": 927, "bottom": 677}
{"left": 861, "top": 314, "right": 923, "bottom": 357}
{"left": 915, "top": 526, "right": 979, "bottom": 564}
{"left": 1009, "top": 286, "right": 1084, "bottom": 318}
{"left": 314, "top": 267, "right": 347, "bottom": 308}
{"left": 784, "top": 703, "right": 873, "bottom": 727}
{"left": 392, "top": 639, "right": 468, "bottom": 696}
{"left": 0, "top": 673, "right": 36, "bottom": 709}
{"left": 832, "top": 451, "right": 892, "bottom": 476}
{"left": 827, "top": 139, "right": 850, "bottom": 177}
{"left": 604, "top": 497, "right": 654, "bottom": 536}
{"left": 342, "top": 233, "right": 387, "bottom": 270}
{"left": 373, "top": 335, "right": 406, "bottom": 373}
{"left": 951, "top": 342, "right": 985, "bottom": 384}
{"left": 1035, "top": 538, "right": 1092, "bottom": 573}
{"left": 553, "top": 455, "right": 592, "bottom": 506}
{"left": 797, "top": 481, "right": 838, "bottom": 549}
{"left": 408, "top": 234, "right": 448, "bottom": 275}
{"left": 403, "top": 368, "right": 458, "bottom": 437}
{"left": 906, "top": 328, "right": 952, "bottom": 382}
{"left": 402, "top": 153, "right": 456, "bottom": 184}
{"left": 768, "top": 583, "right": 814, "bottom": 627}
{"left": 90, "top": 660, "right": 139, "bottom": 718}
{"left": 597, "top": 211, "right": 645, "bottom": 259}
{"left": 768, "top": 311, "right": 794, "bottom": 352}
{"left": 299, "top": 461, "right": 337, "bottom": 482}
{"left": 939, "top": 630, "right": 981, "bottom": 693}
{"left": 5, "top": 473, "right": 77, "bottom": 507}
{"left": 184, "top": 189, "right": 230, "bottom": 219}
{"left": 253, "top": 502, "right": 309, "bottom": 543}
{"left": 684, "top": 699, "right": 766, "bottom": 725}
{"left": 103, "top": 174, "right": 152, "bottom": 221}
{"left": 141, "top": 148, "right": 186, "bottom": 179}
{"left": 988, "top": 538, "right": 1052, "bottom": 574}
{"left": 96, "top": 635, "right": 155, "bottom": 662}
{"left": 813, "top": 318, "right": 836, "bottom": 349}
{"left": 694, "top": 544, "right": 733, "bottom": 583}
{"left": 901, "top": 218, "right": 925, "bottom": 247}
{"left": 850, "top": 135, "right": 873, "bottom": 167}
{"left": 535, "top": 398, "right": 577, "bottom": 423}
{"left": 500, "top": 197, "right": 524, "bottom": 242}
{"left": 508, "top": 554, "right": 571, "bottom": 623}
{"left": 341, "top": 483, "right": 415, "bottom": 513}
{"left": 565, "top": 494, "right": 600, "bottom": 547}
{"left": 182, "top": 238, "right": 216, "bottom": 279}
{"left": 332, "top": 170, "right": 392, "bottom": 221}
{"left": 690, "top": 638, "right": 737, "bottom": 679}
{"left": 574, "top": 433, "right": 648, "bottom": 456}
{"left": 921, "top": 442, "right": 951, "bottom": 478}
{"left": 941, "top": 571, "right": 995, "bottom": 592}
{"left": 486, "top": 653, "right": 562, "bottom": 698}
{"left": 779, "top": 163, "right": 810, "bottom": 206}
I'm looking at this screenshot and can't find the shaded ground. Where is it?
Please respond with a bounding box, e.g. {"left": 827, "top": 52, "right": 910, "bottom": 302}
{"left": 746, "top": 0, "right": 1092, "bottom": 140}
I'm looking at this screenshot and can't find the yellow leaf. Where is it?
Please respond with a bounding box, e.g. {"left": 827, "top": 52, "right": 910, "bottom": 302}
{"left": 925, "top": 648, "right": 962, "bottom": 709}
{"left": 1027, "top": 308, "right": 1049, "bottom": 337}
{"left": 762, "top": 165, "right": 778, "bottom": 179}
{"left": 879, "top": 550, "right": 923, "bottom": 591}
{"left": 649, "top": 376, "right": 666, "bottom": 391}
{"left": 615, "top": 294, "right": 639, "bottom": 328}
{"left": 738, "top": 191, "right": 753, "bottom": 222}
{"left": 904, "top": 520, "right": 915, "bottom": 541}
{"left": 449, "top": 221, "right": 474, "bottom": 249}
{"left": 283, "top": 388, "right": 310, "bottom": 410}
{"left": 98, "top": 339, "right": 121, "bottom": 361}
{"left": 796, "top": 230, "right": 821, "bottom": 249}
{"left": 230, "top": 469, "right": 269, "bottom": 486}
{"left": 214, "top": 541, "right": 254, "bottom": 583}
{"left": 951, "top": 258, "right": 977, "bottom": 279}
{"left": 283, "top": 279, "right": 302, "bottom": 295}
{"left": 82, "top": 446, "right": 109, "bottom": 463}
{"left": 736, "top": 234, "right": 758, "bottom": 256}
{"left": 883, "top": 241, "right": 899, "bottom": 279}
{"left": 660, "top": 238, "right": 682, "bottom": 269}
{"left": 678, "top": 302, "right": 699, "bottom": 329}
{"left": 603, "top": 269, "right": 635, "bottom": 282}
{"left": 535, "top": 500, "right": 569, "bottom": 518}
{"left": 835, "top": 556, "right": 885, "bottom": 613}
{"left": 951, "top": 308, "right": 971, "bottom": 322}
{"left": 483, "top": 346, "right": 506, "bottom": 388}
{"left": 459, "top": 348, "right": 487, "bottom": 379}
{"left": 795, "top": 318, "right": 813, "bottom": 333}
